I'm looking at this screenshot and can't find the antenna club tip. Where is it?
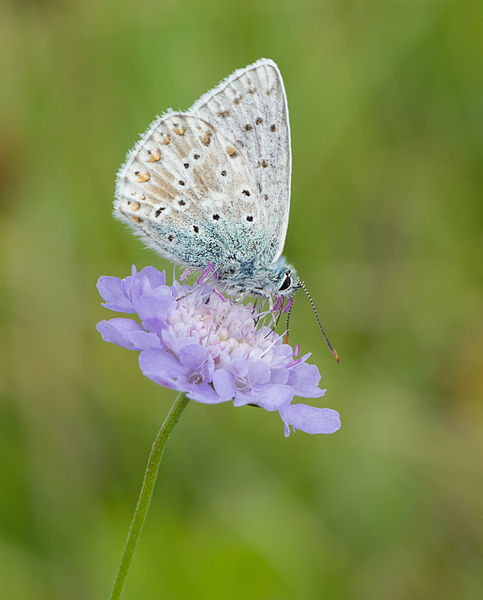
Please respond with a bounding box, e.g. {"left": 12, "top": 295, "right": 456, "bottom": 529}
{"left": 333, "top": 349, "right": 340, "bottom": 363}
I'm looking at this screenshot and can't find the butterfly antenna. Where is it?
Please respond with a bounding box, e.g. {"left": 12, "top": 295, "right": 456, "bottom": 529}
{"left": 299, "top": 281, "right": 340, "bottom": 363}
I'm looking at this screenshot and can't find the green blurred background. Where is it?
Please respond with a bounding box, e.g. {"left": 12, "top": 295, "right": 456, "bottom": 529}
{"left": 1, "top": 0, "right": 482, "bottom": 598}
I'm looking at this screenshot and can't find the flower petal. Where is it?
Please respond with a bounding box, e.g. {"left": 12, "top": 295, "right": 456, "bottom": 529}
{"left": 289, "top": 362, "right": 326, "bottom": 398}
{"left": 270, "top": 367, "right": 289, "bottom": 385}
{"left": 130, "top": 266, "right": 163, "bottom": 299}
{"left": 136, "top": 287, "right": 175, "bottom": 323}
{"left": 128, "top": 330, "right": 161, "bottom": 350}
{"left": 213, "top": 369, "right": 236, "bottom": 402}
{"left": 97, "top": 276, "right": 135, "bottom": 313}
{"left": 139, "top": 349, "right": 184, "bottom": 385}
{"left": 256, "top": 384, "right": 293, "bottom": 411}
{"left": 248, "top": 361, "right": 271, "bottom": 386}
{"left": 233, "top": 390, "right": 255, "bottom": 407}
{"left": 138, "top": 266, "right": 166, "bottom": 289}
{"left": 178, "top": 344, "right": 207, "bottom": 373}
{"left": 96, "top": 318, "right": 144, "bottom": 349}
{"left": 186, "top": 382, "right": 223, "bottom": 404}
{"left": 279, "top": 404, "right": 341, "bottom": 436}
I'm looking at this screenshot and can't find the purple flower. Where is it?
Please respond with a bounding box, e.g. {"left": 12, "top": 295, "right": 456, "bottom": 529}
{"left": 96, "top": 266, "right": 341, "bottom": 437}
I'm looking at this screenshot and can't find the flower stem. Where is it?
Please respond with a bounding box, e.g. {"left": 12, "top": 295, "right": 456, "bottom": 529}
{"left": 108, "top": 392, "right": 190, "bottom": 600}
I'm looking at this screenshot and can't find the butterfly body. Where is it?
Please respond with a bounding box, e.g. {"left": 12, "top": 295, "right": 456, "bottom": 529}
{"left": 115, "top": 59, "right": 299, "bottom": 299}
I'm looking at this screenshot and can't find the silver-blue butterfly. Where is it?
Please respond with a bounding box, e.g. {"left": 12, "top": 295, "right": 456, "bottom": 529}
{"left": 114, "top": 58, "right": 299, "bottom": 299}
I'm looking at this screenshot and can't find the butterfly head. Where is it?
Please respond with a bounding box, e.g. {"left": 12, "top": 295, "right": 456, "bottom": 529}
{"left": 268, "top": 257, "right": 300, "bottom": 299}
{"left": 277, "top": 266, "right": 299, "bottom": 298}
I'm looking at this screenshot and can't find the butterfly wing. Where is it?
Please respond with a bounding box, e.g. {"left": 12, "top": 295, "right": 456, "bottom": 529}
{"left": 115, "top": 113, "right": 269, "bottom": 269}
{"left": 189, "top": 58, "right": 292, "bottom": 263}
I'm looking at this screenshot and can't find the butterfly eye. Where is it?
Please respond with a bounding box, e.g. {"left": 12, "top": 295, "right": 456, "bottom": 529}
{"left": 279, "top": 273, "right": 291, "bottom": 292}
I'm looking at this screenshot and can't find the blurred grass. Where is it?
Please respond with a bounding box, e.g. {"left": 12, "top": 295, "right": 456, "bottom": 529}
{"left": 1, "top": 0, "right": 482, "bottom": 598}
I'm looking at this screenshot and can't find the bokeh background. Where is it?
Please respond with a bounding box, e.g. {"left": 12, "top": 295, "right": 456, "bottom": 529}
{"left": 1, "top": 0, "right": 482, "bottom": 598}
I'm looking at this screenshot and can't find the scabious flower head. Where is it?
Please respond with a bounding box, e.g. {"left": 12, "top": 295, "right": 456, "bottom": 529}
{"left": 96, "top": 266, "right": 341, "bottom": 437}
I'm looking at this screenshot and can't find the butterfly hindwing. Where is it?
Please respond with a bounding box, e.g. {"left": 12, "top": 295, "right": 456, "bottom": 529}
{"left": 115, "top": 113, "right": 270, "bottom": 269}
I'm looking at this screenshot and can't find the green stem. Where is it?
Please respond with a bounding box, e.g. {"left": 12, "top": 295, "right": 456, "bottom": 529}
{"left": 108, "top": 392, "right": 190, "bottom": 600}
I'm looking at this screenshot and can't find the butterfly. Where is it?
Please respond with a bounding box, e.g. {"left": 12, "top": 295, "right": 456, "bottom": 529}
{"left": 114, "top": 58, "right": 339, "bottom": 360}
{"left": 114, "top": 58, "right": 298, "bottom": 296}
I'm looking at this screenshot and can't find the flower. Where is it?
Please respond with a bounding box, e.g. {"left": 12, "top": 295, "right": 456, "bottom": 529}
{"left": 96, "top": 266, "right": 341, "bottom": 437}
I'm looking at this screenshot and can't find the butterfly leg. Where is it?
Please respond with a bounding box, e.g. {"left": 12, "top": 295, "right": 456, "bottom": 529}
{"left": 264, "top": 295, "right": 285, "bottom": 339}
{"left": 176, "top": 263, "right": 221, "bottom": 302}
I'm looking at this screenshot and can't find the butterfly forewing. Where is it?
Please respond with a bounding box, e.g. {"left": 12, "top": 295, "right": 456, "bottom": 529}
{"left": 190, "top": 58, "right": 292, "bottom": 262}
